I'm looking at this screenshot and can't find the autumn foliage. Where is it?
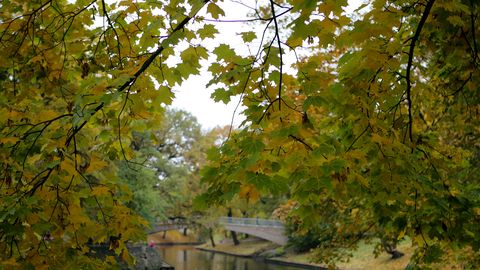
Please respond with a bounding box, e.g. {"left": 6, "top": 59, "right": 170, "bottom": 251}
{"left": 0, "top": 0, "right": 479, "bottom": 269}
{"left": 200, "top": 0, "right": 479, "bottom": 268}
{"left": 0, "top": 0, "right": 211, "bottom": 268}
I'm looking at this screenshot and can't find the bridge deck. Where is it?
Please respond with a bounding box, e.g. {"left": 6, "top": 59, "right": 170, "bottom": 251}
{"left": 219, "top": 217, "right": 287, "bottom": 245}
{"left": 219, "top": 217, "right": 284, "bottom": 228}
{"left": 149, "top": 222, "right": 190, "bottom": 234}
{"left": 150, "top": 217, "right": 288, "bottom": 245}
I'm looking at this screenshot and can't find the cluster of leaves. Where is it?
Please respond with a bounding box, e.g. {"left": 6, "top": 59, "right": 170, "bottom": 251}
{"left": 200, "top": 0, "right": 479, "bottom": 268}
{"left": 0, "top": 0, "right": 225, "bottom": 268}
{"left": 1, "top": 0, "right": 478, "bottom": 268}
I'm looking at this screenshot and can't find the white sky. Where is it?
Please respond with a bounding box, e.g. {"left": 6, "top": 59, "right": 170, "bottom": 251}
{"left": 171, "top": 73, "right": 245, "bottom": 130}
{"left": 171, "top": 1, "right": 251, "bottom": 130}
{"left": 171, "top": 0, "right": 365, "bottom": 130}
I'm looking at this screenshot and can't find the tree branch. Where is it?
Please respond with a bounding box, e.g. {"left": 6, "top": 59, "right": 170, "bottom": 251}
{"left": 65, "top": 1, "right": 208, "bottom": 148}
{"left": 469, "top": 0, "right": 479, "bottom": 65}
{"left": 101, "top": 0, "right": 123, "bottom": 67}
{"left": 405, "top": 0, "right": 435, "bottom": 143}
{"left": 288, "top": 134, "right": 314, "bottom": 151}
{"left": 270, "top": 0, "right": 283, "bottom": 110}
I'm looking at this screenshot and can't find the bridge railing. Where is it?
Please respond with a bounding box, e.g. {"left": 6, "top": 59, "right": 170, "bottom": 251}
{"left": 155, "top": 220, "right": 190, "bottom": 226}
{"left": 219, "top": 217, "right": 284, "bottom": 228}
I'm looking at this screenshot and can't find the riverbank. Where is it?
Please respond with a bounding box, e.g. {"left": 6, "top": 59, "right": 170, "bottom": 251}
{"left": 270, "top": 240, "right": 414, "bottom": 270}
{"left": 196, "top": 238, "right": 327, "bottom": 269}
{"left": 196, "top": 238, "right": 277, "bottom": 257}
{"left": 147, "top": 230, "right": 413, "bottom": 269}
{"left": 148, "top": 230, "right": 201, "bottom": 245}
{"left": 196, "top": 238, "right": 416, "bottom": 270}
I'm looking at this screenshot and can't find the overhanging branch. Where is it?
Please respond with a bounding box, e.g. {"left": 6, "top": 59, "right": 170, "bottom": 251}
{"left": 405, "top": 0, "right": 435, "bottom": 142}
{"left": 270, "top": 0, "right": 283, "bottom": 111}
{"left": 65, "top": 1, "right": 209, "bottom": 147}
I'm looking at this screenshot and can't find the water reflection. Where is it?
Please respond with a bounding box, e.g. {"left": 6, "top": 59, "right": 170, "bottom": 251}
{"left": 157, "top": 245, "right": 306, "bottom": 270}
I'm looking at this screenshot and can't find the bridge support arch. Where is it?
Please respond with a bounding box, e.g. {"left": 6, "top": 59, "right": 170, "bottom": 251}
{"left": 220, "top": 217, "right": 288, "bottom": 245}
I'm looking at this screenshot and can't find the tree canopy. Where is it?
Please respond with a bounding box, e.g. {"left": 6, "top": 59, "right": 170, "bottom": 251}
{"left": 0, "top": 0, "right": 211, "bottom": 268}
{"left": 199, "top": 0, "right": 479, "bottom": 268}
{"left": 118, "top": 108, "right": 205, "bottom": 225}
{"left": 0, "top": 0, "right": 478, "bottom": 269}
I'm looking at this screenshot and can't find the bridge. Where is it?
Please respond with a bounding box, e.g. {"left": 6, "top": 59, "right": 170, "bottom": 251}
{"left": 219, "top": 217, "right": 288, "bottom": 245}
{"left": 149, "top": 220, "right": 190, "bottom": 234}
{"left": 149, "top": 217, "right": 288, "bottom": 245}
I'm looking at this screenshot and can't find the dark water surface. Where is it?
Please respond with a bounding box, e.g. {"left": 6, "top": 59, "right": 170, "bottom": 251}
{"left": 157, "top": 245, "right": 308, "bottom": 270}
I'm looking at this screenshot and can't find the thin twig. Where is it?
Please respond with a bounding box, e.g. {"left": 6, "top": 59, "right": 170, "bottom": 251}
{"left": 346, "top": 125, "right": 370, "bottom": 153}
{"left": 469, "top": 0, "right": 479, "bottom": 65}
{"left": 101, "top": 0, "right": 122, "bottom": 67}
{"left": 270, "top": 0, "right": 283, "bottom": 110}
{"left": 288, "top": 134, "right": 313, "bottom": 151}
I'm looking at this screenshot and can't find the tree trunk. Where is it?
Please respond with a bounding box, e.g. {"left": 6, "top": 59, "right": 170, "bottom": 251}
{"left": 228, "top": 208, "right": 240, "bottom": 245}
{"left": 381, "top": 238, "right": 404, "bottom": 259}
{"left": 209, "top": 228, "right": 216, "bottom": 247}
{"left": 183, "top": 227, "right": 188, "bottom": 236}
{"left": 231, "top": 231, "right": 240, "bottom": 245}
{"left": 242, "top": 211, "right": 249, "bottom": 239}
{"left": 162, "top": 231, "right": 167, "bottom": 239}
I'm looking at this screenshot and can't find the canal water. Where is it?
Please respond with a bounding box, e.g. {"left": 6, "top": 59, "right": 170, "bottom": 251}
{"left": 157, "top": 245, "right": 308, "bottom": 270}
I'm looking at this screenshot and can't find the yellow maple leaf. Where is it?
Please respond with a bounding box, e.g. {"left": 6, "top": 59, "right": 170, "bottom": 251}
{"left": 0, "top": 137, "right": 19, "bottom": 144}
{"left": 37, "top": 110, "right": 58, "bottom": 121}
{"left": 239, "top": 184, "right": 260, "bottom": 203}
{"left": 91, "top": 186, "right": 111, "bottom": 196}
{"left": 61, "top": 159, "right": 77, "bottom": 175}
{"left": 85, "top": 157, "right": 109, "bottom": 173}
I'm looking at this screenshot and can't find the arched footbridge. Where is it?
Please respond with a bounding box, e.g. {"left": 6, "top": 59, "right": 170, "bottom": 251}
{"left": 219, "top": 217, "right": 287, "bottom": 245}
{"left": 149, "top": 221, "right": 190, "bottom": 234}
{"left": 150, "top": 217, "right": 288, "bottom": 245}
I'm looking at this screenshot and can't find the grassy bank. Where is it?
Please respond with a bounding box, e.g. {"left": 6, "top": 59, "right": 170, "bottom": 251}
{"left": 197, "top": 238, "right": 325, "bottom": 269}
{"left": 197, "top": 238, "right": 417, "bottom": 270}
{"left": 151, "top": 233, "right": 462, "bottom": 269}
{"left": 196, "top": 238, "right": 277, "bottom": 257}
{"left": 271, "top": 240, "right": 414, "bottom": 270}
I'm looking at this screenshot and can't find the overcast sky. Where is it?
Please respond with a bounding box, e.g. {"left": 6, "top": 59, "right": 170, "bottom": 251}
{"left": 170, "top": 0, "right": 251, "bottom": 130}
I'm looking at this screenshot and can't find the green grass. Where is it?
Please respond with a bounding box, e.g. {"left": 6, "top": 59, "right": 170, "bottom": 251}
{"left": 188, "top": 236, "right": 464, "bottom": 269}
{"left": 334, "top": 240, "right": 414, "bottom": 270}
{"left": 205, "top": 238, "right": 417, "bottom": 269}
{"left": 271, "top": 240, "right": 414, "bottom": 269}
{"left": 275, "top": 239, "right": 468, "bottom": 270}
